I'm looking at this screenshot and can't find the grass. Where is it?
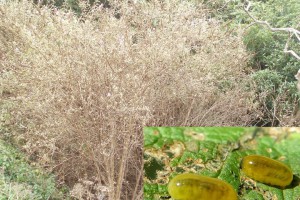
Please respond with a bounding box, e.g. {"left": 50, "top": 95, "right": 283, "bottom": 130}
{"left": 1, "top": 0, "right": 260, "bottom": 199}
{"left": 0, "top": 139, "right": 68, "bottom": 200}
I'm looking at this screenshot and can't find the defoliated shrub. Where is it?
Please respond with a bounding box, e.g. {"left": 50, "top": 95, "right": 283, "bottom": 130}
{"left": 0, "top": 0, "right": 258, "bottom": 199}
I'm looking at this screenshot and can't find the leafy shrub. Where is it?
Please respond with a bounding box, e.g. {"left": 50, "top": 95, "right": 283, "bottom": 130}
{"left": 242, "top": 0, "right": 300, "bottom": 125}
{"left": 207, "top": 0, "right": 300, "bottom": 125}
{"left": 251, "top": 69, "right": 283, "bottom": 93}
{"left": 251, "top": 69, "right": 299, "bottom": 125}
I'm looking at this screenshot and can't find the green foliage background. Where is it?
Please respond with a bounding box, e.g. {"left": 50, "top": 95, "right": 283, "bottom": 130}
{"left": 0, "top": 140, "right": 68, "bottom": 200}
{"left": 144, "top": 127, "right": 300, "bottom": 200}
{"left": 243, "top": 0, "right": 300, "bottom": 125}
{"left": 207, "top": 0, "right": 300, "bottom": 125}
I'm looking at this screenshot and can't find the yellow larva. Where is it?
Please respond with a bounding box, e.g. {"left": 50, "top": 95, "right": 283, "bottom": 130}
{"left": 167, "top": 173, "right": 238, "bottom": 200}
{"left": 241, "top": 155, "right": 293, "bottom": 188}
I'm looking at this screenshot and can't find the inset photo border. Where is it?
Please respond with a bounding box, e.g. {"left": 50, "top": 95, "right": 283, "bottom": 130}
{"left": 144, "top": 127, "right": 300, "bottom": 200}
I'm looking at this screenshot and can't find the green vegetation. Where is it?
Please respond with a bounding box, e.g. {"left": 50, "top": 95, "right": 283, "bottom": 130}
{"left": 242, "top": 0, "right": 300, "bottom": 126}
{"left": 207, "top": 0, "right": 300, "bottom": 125}
{"left": 0, "top": 140, "right": 68, "bottom": 200}
{"left": 144, "top": 127, "right": 300, "bottom": 200}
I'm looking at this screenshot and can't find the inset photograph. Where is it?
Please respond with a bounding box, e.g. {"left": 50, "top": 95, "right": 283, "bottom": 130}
{"left": 144, "top": 127, "right": 300, "bottom": 200}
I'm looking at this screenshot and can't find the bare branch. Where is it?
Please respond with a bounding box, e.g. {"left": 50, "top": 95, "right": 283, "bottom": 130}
{"left": 244, "top": 0, "right": 300, "bottom": 61}
{"left": 285, "top": 34, "right": 300, "bottom": 60}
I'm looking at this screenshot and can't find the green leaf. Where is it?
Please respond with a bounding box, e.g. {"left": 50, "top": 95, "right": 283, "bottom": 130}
{"left": 242, "top": 190, "right": 264, "bottom": 200}
{"left": 144, "top": 127, "right": 300, "bottom": 200}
